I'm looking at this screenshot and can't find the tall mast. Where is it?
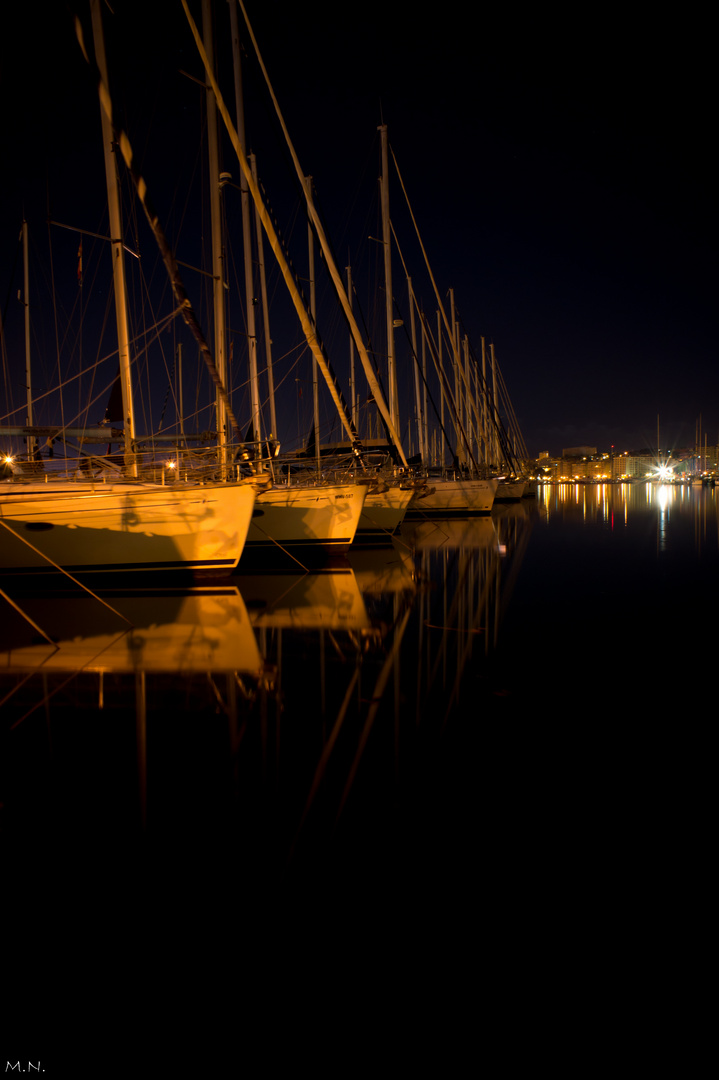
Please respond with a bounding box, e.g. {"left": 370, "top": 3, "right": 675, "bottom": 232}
{"left": 177, "top": 343, "right": 185, "bottom": 441}
{"left": 449, "top": 288, "right": 463, "bottom": 462}
{"left": 202, "top": 0, "right": 228, "bottom": 462}
{"left": 463, "top": 334, "right": 472, "bottom": 462}
{"left": 21, "top": 220, "right": 34, "bottom": 461}
{"left": 407, "top": 275, "right": 425, "bottom": 462}
{"left": 229, "top": 0, "right": 262, "bottom": 462}
{"left": 347, "top": 263, "right": 357, "bottom": 430}
{"left": 182, "top": 1, "right": 370, "bottom": 462}
{"left": 90, "top": 0, "right": 137, "bottom": 476}
{"left": 224, "top": 0, "right": 407, "bottom": 467}
{"left": 379, "top": 124, "right": 399, "bottom": 431}
{"left": 391, "top": 145, "right": 483, "bottom": 462}
{"left": 481, "top": 337, "right": 488, "bottom": 460}
{"left": 306, "top": 177, "right": 321, "bottom": 474}
{"left": 490, "top": 343, "right": 500, "bottom": 468}
{"left": 437, "top": 310, "right": 444, "bottom": 465}
{"left": 470, "top": 345, "right": 480, "bottom": 464}
{"left": 421, "top": 317, "right": 429, "bottom": 464}
{"left": 250, "top": 153, "right": 276, "bottom": 440}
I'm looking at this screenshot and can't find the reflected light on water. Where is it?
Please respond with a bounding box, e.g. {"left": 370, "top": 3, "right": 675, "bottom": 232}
{"left": 3, "top": 482, "right": 717, "bottom": 1026}
{"left": 657, "top": 484, "right": 670, "bottom": 550}
{"left": 538, "top": 478, "right": 719, "bottom": 564}
{"left": 0, "top": 503, "right": 538, "bottom": 884}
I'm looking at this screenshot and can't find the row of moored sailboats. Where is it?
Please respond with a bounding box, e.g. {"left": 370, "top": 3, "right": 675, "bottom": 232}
{"left": 0, "top": 1, "right": 532, "bottom": 582}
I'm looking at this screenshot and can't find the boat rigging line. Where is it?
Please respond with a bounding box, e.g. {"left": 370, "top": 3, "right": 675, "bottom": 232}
{"left": 74, "top": 9, "right": 247, "bottom": 450}
{"left": 225, "top": 0, "right": 408, "bottom": 470}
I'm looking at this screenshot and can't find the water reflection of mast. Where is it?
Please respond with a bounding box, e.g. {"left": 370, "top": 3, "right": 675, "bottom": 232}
{"left": 289, "top": 586, "right": 414, "bottom": 855}
{"left": 236, "top": 569, "right": 379, "bottom": 857}
{"left": 491, "top": 501, "right": 535, "bottom": 630}
{"left": 404, "top": 505, "right": 534, "bottom": 725}
{"left": 239, "top": 551, "right": 415, "bottom": 858}
{"left": 336, "top": 601, "right": 412, "bottom": 822}
{"left": 0, "top": 586, "right": 266, "bottom": 827}
{"left": 428, "top": 537, "right": 498, "bottom": 723}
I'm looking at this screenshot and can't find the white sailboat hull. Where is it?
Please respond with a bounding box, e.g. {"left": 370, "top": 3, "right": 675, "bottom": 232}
{"left": 355, "top": 485, "right": 414, "bottom": 543}
{"left": 405, "top": 477, "right": 499, "bottom": 518}
{"left": 495, "top": 480, "right": 526, "bottom": 501}
{"left": 241, "top": 481, "right": 368, "bottom": 566}
{"left": 0, "top": 480, "right": 257, "bottom": 576}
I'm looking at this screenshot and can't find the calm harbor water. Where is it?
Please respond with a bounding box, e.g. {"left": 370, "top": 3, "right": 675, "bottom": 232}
{"left": 0, "top": 507, "right": 528, "bottom": 878}
{"left": 3, "top": 480, "right": 716, "bottom": 879}
{"left": 4, "top": 481, "right": 714, "bottom": 1061}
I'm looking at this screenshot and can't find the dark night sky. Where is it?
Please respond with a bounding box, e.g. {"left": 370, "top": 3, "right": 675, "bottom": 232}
{"left": 1, "top": 2, "right": 715, "bottom": 458}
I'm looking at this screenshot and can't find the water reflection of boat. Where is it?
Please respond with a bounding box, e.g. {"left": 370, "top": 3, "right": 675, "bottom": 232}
{"left": 490, "top": 499, "right": 533, "bottom": 524}
{"left": 399, "top": 516, "right": 498, "bottom": 552}
{"left": 348, "top": 540, "right": 417, "bottom": 596}
{"left": 0, "top": 586, "right": 263, "bottom": 675}
{"left": 235, "top": 570, "right": 370, "bottom": 631}
{"left": 0, "top": 583, "right": 267, "bottom": 836}
{"left": 0, "top": 492, "right": 536, "bottom": 872}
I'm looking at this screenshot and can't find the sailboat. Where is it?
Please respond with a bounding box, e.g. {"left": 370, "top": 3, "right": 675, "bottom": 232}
{"left": 0, "top": 1, "right": 261, "bottom": 580}
{"left": 369, "top": 127, "right": 498, "bottom": 519}
{"left": 178, "top": 0, "right": 373, "bottom": 569}
{"left": 208, "top": 2, "right": 433, "bottom": 553}
{"left": 373, "top": 133, "right": 529, "bottom": 515}
{"left": 483, "top": 342, "right": 527, "bottom": 501}
{"left": 0, "top": 473, "right": 259, "bottom": 579}
{"left": 1, "top": 462, "right": 261, "bottom": 586}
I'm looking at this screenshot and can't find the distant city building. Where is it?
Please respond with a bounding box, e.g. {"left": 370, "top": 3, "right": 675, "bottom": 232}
{"left": 538, "top": 458, "right": 561, "bottom": 479}
{"left": 532, "top": 445, "right": 718, "bottom": 482}
{"left": 619, "top": 454, "right": 655, "bottom": 478}
{"left": 561, "top": 454, "right": 612, "bottom": 480}
{"left": 536, "top": 453, "right": 611, "bottom": 480}
{"left": 611, "top": 455, "right": 626, "bottom": 480}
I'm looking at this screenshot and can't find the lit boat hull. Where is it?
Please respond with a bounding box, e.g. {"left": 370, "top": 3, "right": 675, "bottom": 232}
{"left": 405, "top": 477, "right": 499, "bottom": 518}
{"left": 0, "top": 480, "right": 257, "bottom": 577}
{"left": 495, "top": 480, "right": 526, "bottom": 501}
{"left": 354, "top": 485, "right": 415, "bottom": 544}
{"left": 240, "top": 481, "right": 368, "bottom": 567}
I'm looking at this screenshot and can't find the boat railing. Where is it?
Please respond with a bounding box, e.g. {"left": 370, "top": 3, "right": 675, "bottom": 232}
{"left": 422, "top": 464, "right": 498, "bottom": 483}
{"left": 1, "top": 442, "right": 280, "bottom": 486}
{"left": 4, "top": 442, "right": 482, "bottom": 489}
